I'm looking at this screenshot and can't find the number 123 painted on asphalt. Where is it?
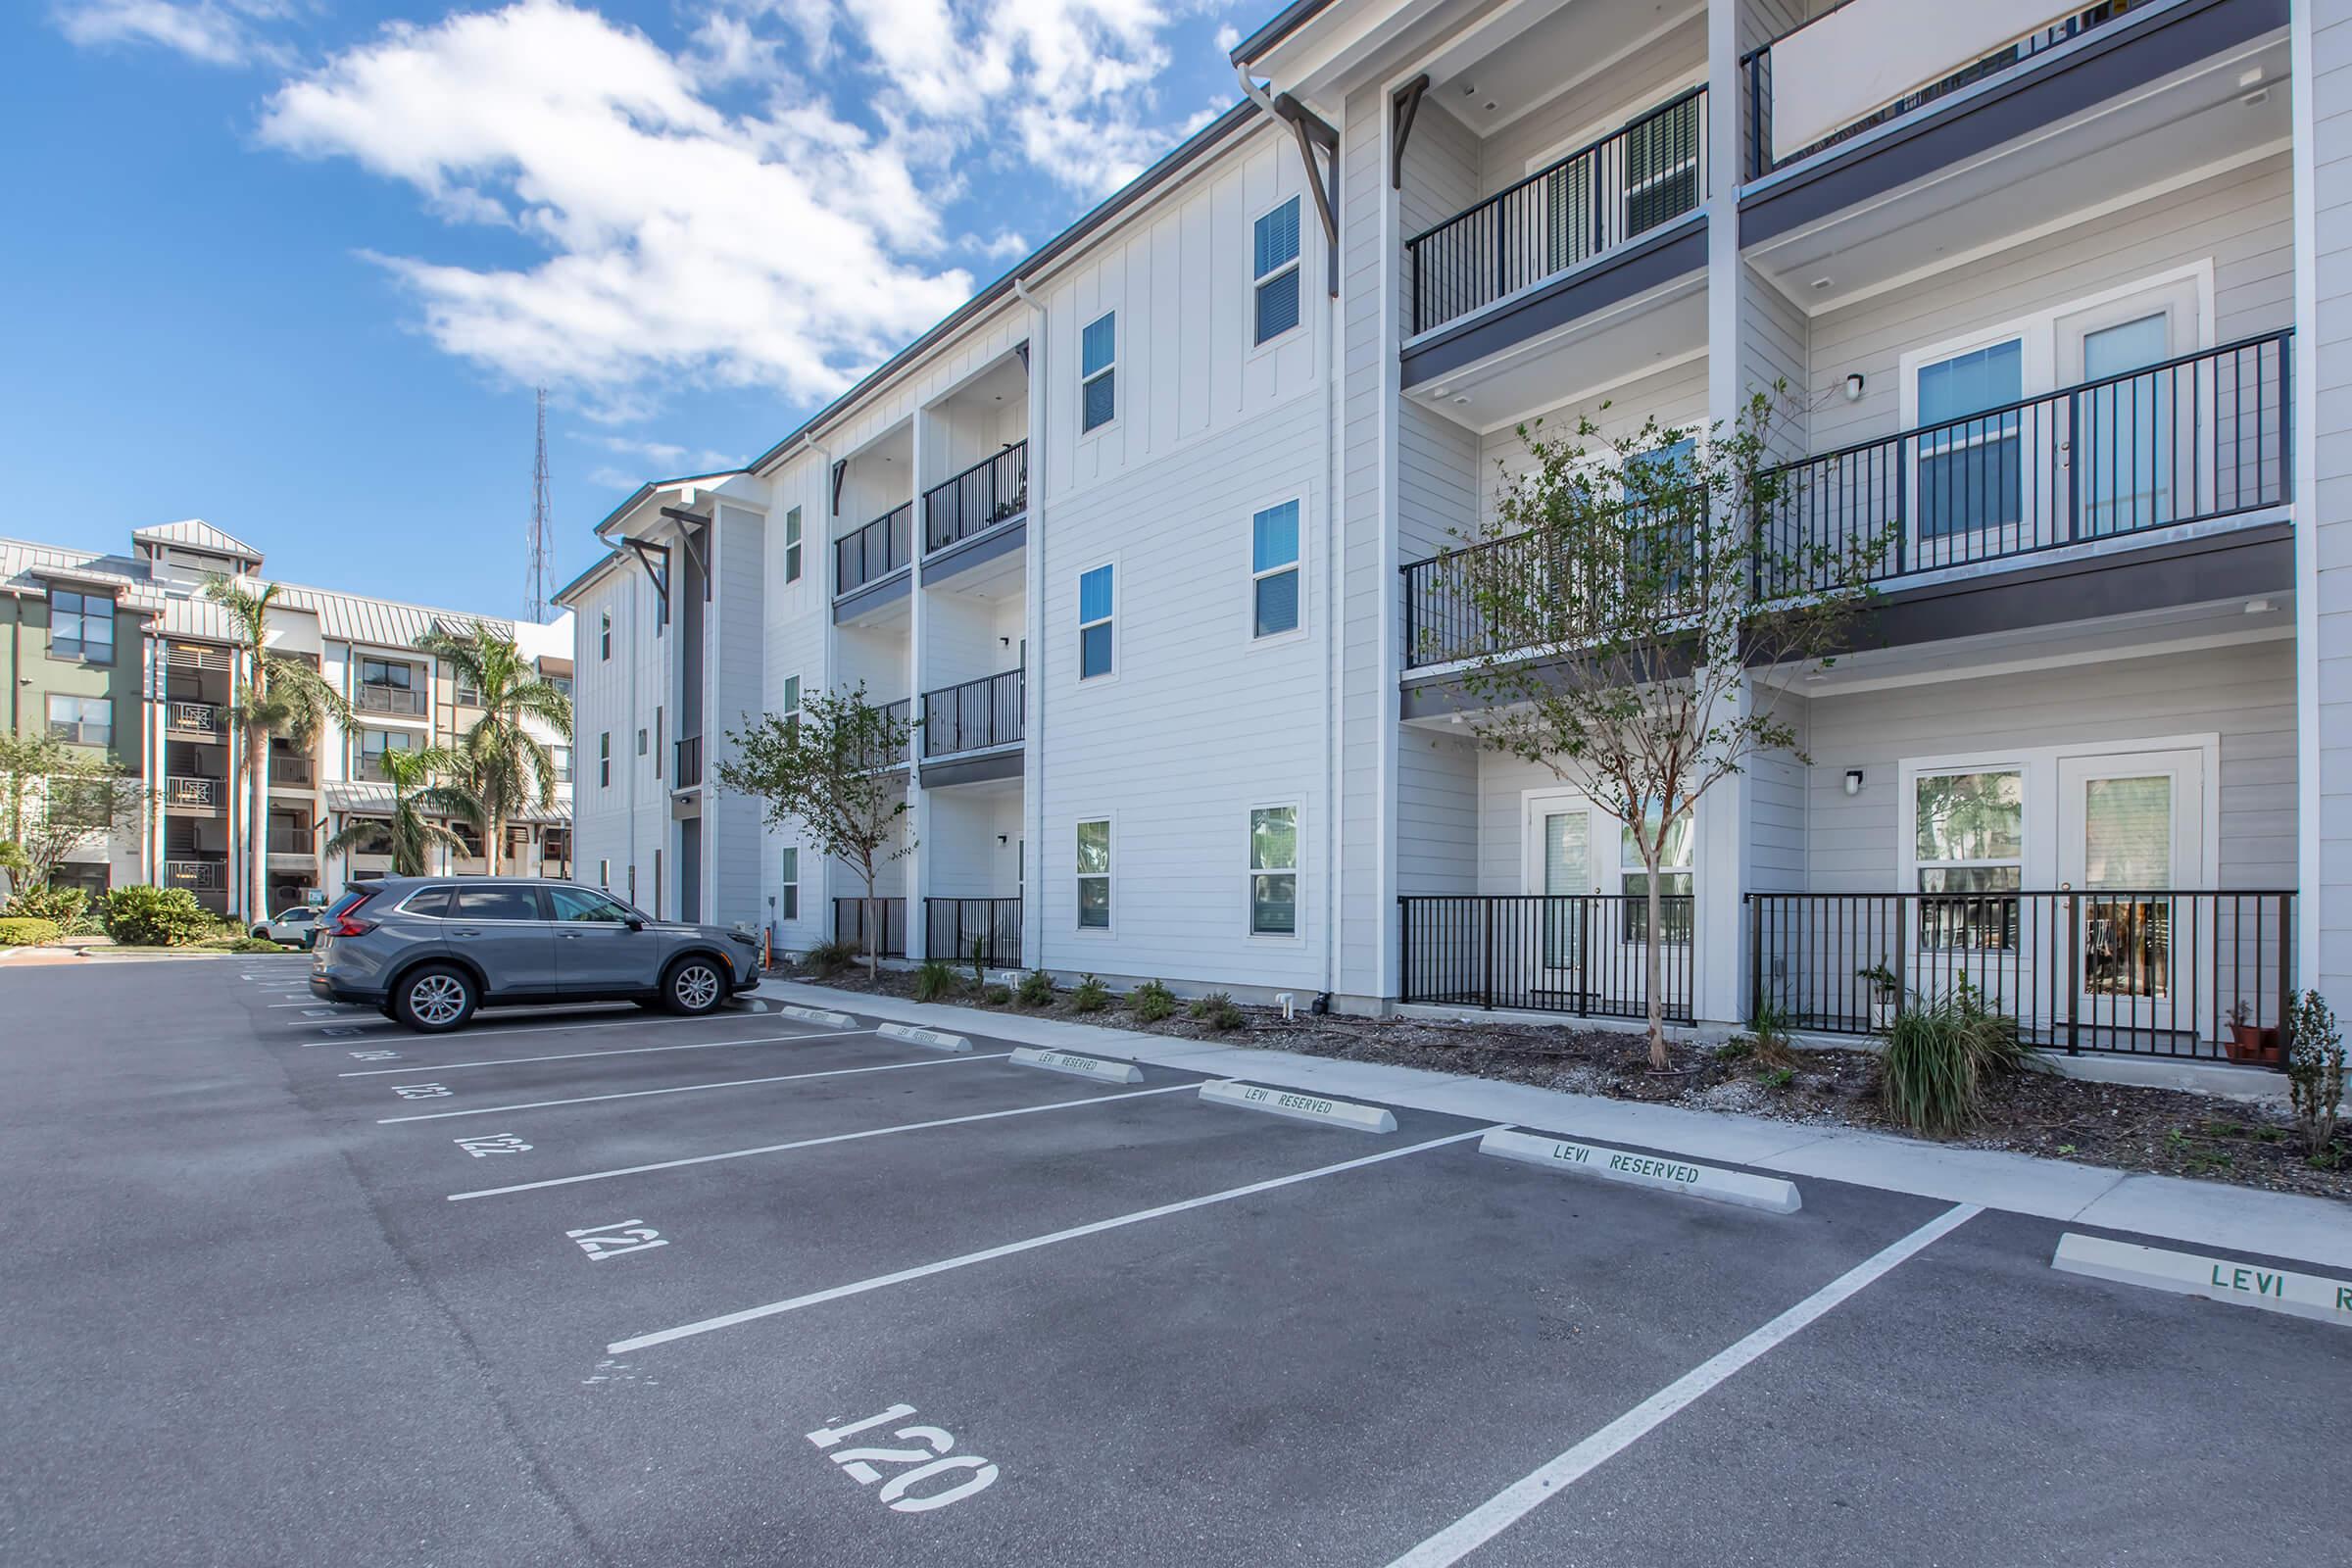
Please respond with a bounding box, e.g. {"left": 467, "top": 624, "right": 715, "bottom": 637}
{"left": 807, "top": 1404, "right": 999, "bottom": 1512}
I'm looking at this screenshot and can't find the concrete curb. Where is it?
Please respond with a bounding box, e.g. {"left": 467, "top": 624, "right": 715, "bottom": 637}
{"left": 778, "top": 1004, "right": 858, "bottom": 1029}
{"left": 1480, "top": 1129, "right": 1802, "bottom": 1214}
{"left": 1009, "top": 1047, "right": 1144, "bottom": 1084}
{"left": 876, "top": 1021, "right": 971, "bottom": 1054}
{"left": 1200, "top": 1080, "right": 1397, "bottom": 1133}
{"left": 749, "top": 979, "right": 2352, "bottom": 1270}
{"left": 2052, "top": 1232, "right": 2352, "bottom": 1328}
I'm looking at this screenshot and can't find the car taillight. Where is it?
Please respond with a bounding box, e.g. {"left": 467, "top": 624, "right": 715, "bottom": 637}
{"left": 330, "top": 894, "right": 379, "bottom": 938}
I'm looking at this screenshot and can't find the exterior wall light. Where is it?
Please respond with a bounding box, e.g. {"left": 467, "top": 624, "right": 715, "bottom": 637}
{"left": 1844, "top": 769, "right": 1864, "bottom": 797}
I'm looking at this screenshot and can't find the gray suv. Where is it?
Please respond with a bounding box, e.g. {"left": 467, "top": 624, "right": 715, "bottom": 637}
{"left": 310, "top": 877, "right": 761, "bottom": 1032}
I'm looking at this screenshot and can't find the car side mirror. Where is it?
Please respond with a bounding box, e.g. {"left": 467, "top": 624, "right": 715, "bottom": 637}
{"left": 624, "top": 916, "right": 646, "bottom": 931}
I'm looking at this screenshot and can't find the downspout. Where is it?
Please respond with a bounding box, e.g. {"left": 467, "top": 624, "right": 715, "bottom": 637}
{"left": 1013, "top": 271, "right": 1047, "bottom": 975}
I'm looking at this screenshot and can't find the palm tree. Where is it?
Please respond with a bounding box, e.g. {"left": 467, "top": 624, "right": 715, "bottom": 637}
{"left": 322, "top": 746, "right": 485, "bottom": 876}
{"left": 416, "top": 621, "right": 572, "bottom": 875}
{"left": 204, "top": 576, "right": 352, "bottom": 921}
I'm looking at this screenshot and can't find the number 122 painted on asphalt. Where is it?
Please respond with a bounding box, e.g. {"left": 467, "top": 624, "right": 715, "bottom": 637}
{"left": 806, "top": 1404, "right": 999, "bottom": 1512}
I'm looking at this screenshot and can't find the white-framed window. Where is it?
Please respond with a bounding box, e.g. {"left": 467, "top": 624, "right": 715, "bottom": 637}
{"left": 600, "top": 611, "right": 612, "bottom": 661}
{"left": 784, "top": 508, "right": 804, "bottom": 584}
{"left": 1248, "top": 805, "right": 1298, "bottom": 936}
{"left": 1618, "top": 807, "right": 1694, "bottom": 943}
{"left": 1252, "top": 196, "right": 1302, "bottom": 347}
{"left": 46, "top": 694, "right": 111, "bottom": 748}
{"left": 1080, "top": 311, "right": 1116, "bottom": 434}
{"left": 636, "top": 727, "right": 647, "bottom": 757}
{"left": 356, "top": 727, "right": 415, "bottom": 779}
{"left": 550, "top": 744, "right": 572, "bottom": 784}
{"left": 1250, "top": 499, "right": 1301, "bottom": 639}
{"left": 1076, "top": 817, "right": 1111, "bottom": 931}
{"left": 781, "top": 674, "right": 802, "bottom": 729}
{"left": 1077, "top": 564, "right": 1114, "bottom": 680}
{"left": 1912, "top": 768, "right": 2024, "bottom": 950}
{"left": 600, "top": 731, "right": 611, "bottom": 788}
{"left": 48, "top": 589, "right": 114, "bottom": 664}
{"left": 598, "top": 858, "right": 611, "bottom": 888}
{"left": 780, "top": 846, "right": 801, "bottom": 921}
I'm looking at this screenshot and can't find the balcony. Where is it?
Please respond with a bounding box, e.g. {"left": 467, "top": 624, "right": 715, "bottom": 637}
{"left": 921, "top": 670, "right": 1023, "bottom": 760}
{"left": 836, "top": 503, "right": 914, "bottom": 597}
{"left": 166, "top": 774, "right": 223, "bottom": 811}
{"left": 267, "top": 825, "right": 316, "bottom": 856}
{"left": 164, "top": 857, "right": 225, "bottom": 891}
{"left": 1406, "top": 87, "right": 1706, "bottom": 340}
{"left": 924, "top": 442, "right": 1028, "bottom": 556}
{"left": 167, "top": 701, "right": 223, "bottom": 738}
{"left": 925, "top": 897, "right": 1020, "bottom": 970}
{"left": 1755, "top": 334, "right": 2289, "bottom": 598}
{"left": 355, "top": 682, "right": 426, "bottom": 717}
{"left": 270, "top": 755, "right": 315, "bottom": 788}
{"left": 674, "top": 733, "right": 702, "bottom": 791}
{"left": 833, "top": 896, "right": 906, "bottom": 958}
{"left": 1398, "top": 894, "right": 1696, "bottom": 1020}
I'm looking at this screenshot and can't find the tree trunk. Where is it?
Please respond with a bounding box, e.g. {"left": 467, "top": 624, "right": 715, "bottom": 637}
{"left": 863, "top": 887, "right": 881, "bottom": 991}
{"left": 1644, "top": 839, "right": 1668, "bottom": 1072}
{"left": 243, "top": 719, "right": 267, "bottom": 924}
{"left": 487, "top": 812, "right": 503, "bottom": 876}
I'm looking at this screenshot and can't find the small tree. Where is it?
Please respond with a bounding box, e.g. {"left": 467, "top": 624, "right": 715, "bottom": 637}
{"left": 2286, "top": 989, "right": 2344, "bottom": 1164}
{"left": 323, "top": 745, "right": 486, "bottom": 877}
{"left": 715, "top": 684, "right": 914, "bottom": 990}
{"left": 0, "top": 732, "right": 144, "bottom": 887}
{"left": 1441, "top": 389, "right": 1888, "bottom": 1069}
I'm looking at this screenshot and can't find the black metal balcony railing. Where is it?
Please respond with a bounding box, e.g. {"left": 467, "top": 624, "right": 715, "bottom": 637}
{"left": 1407, "top": 86, "right": 1705, "bottom": 336}
{"left": 922, "top": 669, "right": 1024, "bottom": 758}
{"left": 355, "top": 682, "right": 426, "bottom": 716}
{"left": 1755, "top": 333, "right": 2291, "bottom": 598}
{"left": 674, "top": 733, "right": 702, "bottom": 790}
{"left": 1746, "top": 890, "right": 2294, "bottom": 1062}
{"left": 268, "top": 825, "right": 316, "bottom": 855}
{"left": 1398, "top": 894, "right": 1696, "bottom": 1019}
{"left": 270, "top": 755, "right": 315, "bottom": 787}
{"left": 836, "top": 503, "right": 915, "bottom": 596}
{"left": 167, "top": 701, "right": 222, "bottom": 736}
{"left": 165, "top": 858, "right": 224, "bottom": 890}
{"left": 926, "top": 897, "right": 1021, "bottom": 970}
{"left": 1742, "top": 3, "right": 2124, "bottom": 180}
{"left": 167, "top": 774, "right": 222, "bottom": 808}
{"left": 848, "top": 699, "right": 913, "bottom": 772}
{"left": 925, "top": 441, "right": 1029, "bottom": 555}
{"left": 834, "top": 896, "right": 906, "bottom": 958}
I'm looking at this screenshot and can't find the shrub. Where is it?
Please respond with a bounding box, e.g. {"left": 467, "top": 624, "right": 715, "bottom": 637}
{"left": 98, "top": 886, "right": 213, "bottom": 947}
{"left": 1016, "top": 969, "right": 1056, "bottom": 1007}
{"left": 1714, "top": 1038, "right": 1754, "bottom": 1063}
{"left": 0, "top": 916, "right": 61, "bottom": 948}
{"left": 804, "top": 940, "right": 859, "bottom": 978}
{"left": 1756, "top": 1066, "right": 1795, "bottom": 1090}
{"left": 2286, "top": 989, "right": 2345, "bottom": 1162}
{"left": 1070, "top": 974, "right": 1109, "bottom": 1013}
{"left": 981, "top": 983, "right": 1012, "bottom": 1005}
{"left": 913, "top": 959, "right": 959, "bottom": 1004}
{"left": 5, "top": 884, "right": 88, "bottom": 928}
{"left": 1877, "top": 977, "right": 2023, "bottom": 1136}
{"left": 1747, "top": 999, "right": 1802, "bottom": 1070}
{"left": 968, "top": 935, "right": 989, "bottom": 992}
{"left": 222, "top": 935, "right": 292, "bottom": 954}
{"left": 1130, "top": 979, "right": 1175, "bottom": 1022}
{"left": 1189, "top": 991, "right": 1245, "bottom": 1031}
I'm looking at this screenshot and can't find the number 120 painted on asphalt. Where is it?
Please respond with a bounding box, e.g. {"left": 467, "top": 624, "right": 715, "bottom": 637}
{"left": 806, "top": 1404, "right": 999, "bottom": 1512}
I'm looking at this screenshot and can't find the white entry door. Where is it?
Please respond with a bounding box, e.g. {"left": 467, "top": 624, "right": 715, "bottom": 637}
{"left": 2056, "top": 750, "right": 2205, "bottom": 1039}
{"left": 1524, "top": 796, "right": 1601, "bottom": 995}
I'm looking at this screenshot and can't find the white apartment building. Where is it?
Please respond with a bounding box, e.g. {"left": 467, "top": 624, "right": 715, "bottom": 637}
{"left": 3, "top": 519, "right": 573, "bottom": 916}
{"left": 570, "top": 0, "right": 2352, "bottom": 1075}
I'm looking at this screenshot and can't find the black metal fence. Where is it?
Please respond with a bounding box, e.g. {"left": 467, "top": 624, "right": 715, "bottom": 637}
{"left": 926, "top": 897, "right": 1021, "bottom": 970}
{"left": 1745, "top": 890, "right": 2294, "bottom": 1061}
{"left": 1407, "top": 86, "right": 1704, "bottom": 336}
{"left": 1399, "top": 894, "right": 1695, "bottom": 1020}
{"left": 1742, "top": 3, "right": 2125, "bottom": 179}
{"left": 922, "top": 669, "right": 1023, "bottom": 757}
{"left": 836, "top": 503, "right": 913, "bottom": 595}
{"left": 833, "top": 896, "right": 906, "bottom": 958}
{"left": 924, "top": 441, "right": 1028, "bottom": 554}
{"left": 1753, "top": 334, "right": 2291, "bottom": 598}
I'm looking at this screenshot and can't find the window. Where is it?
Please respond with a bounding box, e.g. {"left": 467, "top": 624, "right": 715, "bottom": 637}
{"left": 1622, "top": 90, "right": 1702, "bottom": 235}
{"left": 1916, "top": 340, "right": 2025, "bottom": 539}
{"left": 600, "top": 610, "right": 612, "bottom": 661}
{"left": 780, "top": 847, "right": 801, "bottom": 921}
{"left": 542, "top": 827, "right": 569, "bottom": 863}
{"left": 1081, "top": 311, "right": 1116, "bottom": 433}
{"left": 1077, "top": 564, "right": 1114, "bottom": 680}
{"left": 48, "top": 589, "right": 113, "bottom": 664}
{"left": 1076, "top": 818, "right": 1111, "bottom": 929}
{"left": 1249, "top": 807, "right": 1298, "bottom": 935}
{"left": 357, "top": 727, "right": 414, "bottom": 777}
{"left": 400, "top": 886, "right": 455, "bottom": 918}
{"left": 359, "top": 658, "right": 413, "bottom": 690}
{"left": 1914, "top": 770, "right": 2024, "bottom": 949}
{"left": 637, "top": 728, "right": 648, "bottom": 758}
{"left": 452, "top": 885, "right": 538, "bottom": 920}
{"left": 597, "top": 858, "right": 611, "bottom": 888}
{"left": 546, "top": 673, "right": 571, "bottom": 699}
{"left": 1252, "top": 197, "right": 1302, "bottom": 346}
{"left": 505, "top": 824, "right": 532, "bottom": 861}
{"left": 781, "top": 675, "right": 802, "bottom": 730}
{"left": 455, "top": 672, "right": 484, "bottom": 707}
{"left": 600, "top": 732, "right": 612, "bottom": 788}
{"left": 450, "top": 820, "right": 485, "bottom": 859}
{"left": 784, "top": 508, "right": 804, "bottom": 584}
{"left": 1618, "top": 808, "right": 1694, "bottom": 943}
{"left": 1250, "top": 501, "right": 1300, "bottom": 638}
{"left": 46, "top": 695, "right": 111, "bottom": 748}
{"left": 551, "top": 745, "right": 572, "bottom": 784}
{"left": 550, "top": 886, "right": 630, "bottom": 922}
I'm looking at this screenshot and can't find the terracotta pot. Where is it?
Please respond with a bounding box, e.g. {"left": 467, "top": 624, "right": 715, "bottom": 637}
{"left": 2226, "top": 1022, "right": 2281, "bottom": 1065}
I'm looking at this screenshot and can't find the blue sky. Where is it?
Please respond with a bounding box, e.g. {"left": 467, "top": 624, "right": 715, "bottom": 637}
{"left": 4, "top": 0, "right": 1254, "bottom": 618}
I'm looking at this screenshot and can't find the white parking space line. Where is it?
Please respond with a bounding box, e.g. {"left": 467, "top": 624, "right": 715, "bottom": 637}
{"left": 448, "top": 1083, "right": 1198, "bottom": 1201}
{"left": 299, "top": 1010, "right": 757, "bottom": 1046}
{"left": 1383, "top": 1202, "right": 1984, "bottom": 1568}
{"left": 376, "top": 1054, "right": 1014, "bottom": 1124}
{"left": 337, "top": 1028, "right": 873, "bottom": 1077}
{"left": 606, "top": 1125, "right": 1500, "bottom": 1355}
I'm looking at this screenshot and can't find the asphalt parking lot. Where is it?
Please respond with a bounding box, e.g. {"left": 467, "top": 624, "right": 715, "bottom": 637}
{"left": 4, "top": 955, "right": 2346, "bottom": 1566}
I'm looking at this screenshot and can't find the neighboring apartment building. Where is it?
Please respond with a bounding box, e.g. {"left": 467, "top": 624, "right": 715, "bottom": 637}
{"left": 2, "top": 520, "right": 574, "bottom": 916}
{"left": 570, "top": 0, "right": 2350, "bottom": 1073}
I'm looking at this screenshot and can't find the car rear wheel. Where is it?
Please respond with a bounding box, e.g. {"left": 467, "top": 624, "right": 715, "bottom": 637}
{"left": 396, "top": 964, "right": 478, "bottom": 1033}
{"left": 663, "top": 956, "right": 727, "bottom": 1016}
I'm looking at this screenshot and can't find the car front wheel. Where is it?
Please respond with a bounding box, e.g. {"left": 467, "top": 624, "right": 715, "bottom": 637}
{"left": 663, "top": 956, "right": 727, "bottom": 1016}
{"left": 396, "top": 964, "right": 478, "bottom": 1033}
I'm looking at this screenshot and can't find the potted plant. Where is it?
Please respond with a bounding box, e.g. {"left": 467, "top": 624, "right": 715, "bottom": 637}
{"left": 1857, "top": 963, "right": 1901, "bottom": 1031}
{"left": 2224, "top": 1001, "right": 2282, "bottom": 1065}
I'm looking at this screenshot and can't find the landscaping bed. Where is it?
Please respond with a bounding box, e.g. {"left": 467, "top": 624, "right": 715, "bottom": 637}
{"left": 791, "top": 962, "right": 2350, "bottom": 1201}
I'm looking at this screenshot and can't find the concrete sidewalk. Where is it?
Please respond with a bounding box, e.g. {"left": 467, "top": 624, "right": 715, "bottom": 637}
{"left": 751, "top": 978, "right": 2352, "bottom": 1271}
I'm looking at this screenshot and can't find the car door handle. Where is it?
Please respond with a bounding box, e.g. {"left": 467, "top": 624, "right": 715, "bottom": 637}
{"left": 453, "top": 928, "right": 484, "bottom": 937}
{"left": 561, "top": 932, "right": 584, "bottom": 940}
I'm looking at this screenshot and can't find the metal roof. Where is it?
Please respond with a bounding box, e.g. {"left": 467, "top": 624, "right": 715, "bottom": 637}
{"left": 0, "top": 537, "right": 168, "bottom": 611}
{"left": 1226, "top": 0, "right": 1345, "bottom": 64}
{"left": 324, "top": 780, "right": 569, "bottom": 824}
{"left": 131, "top": 518, "right": 264, "bottom": 563}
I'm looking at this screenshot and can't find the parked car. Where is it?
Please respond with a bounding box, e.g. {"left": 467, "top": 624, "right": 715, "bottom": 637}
{"left": 251, "top": 906, "right": 324, "bottom": 949}
{"left": 310, "top": 876, "right": 761, "bottom": 1032}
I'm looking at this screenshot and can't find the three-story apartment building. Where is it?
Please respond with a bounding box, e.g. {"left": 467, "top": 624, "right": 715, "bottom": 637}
{"left": 573, "top": 0, "right": 2352, "bottom": 1075}
{"left": 3, "top": 519, "right": 573, "bottom": 916}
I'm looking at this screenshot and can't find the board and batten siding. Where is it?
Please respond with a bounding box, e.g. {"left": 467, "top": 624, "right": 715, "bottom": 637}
{"left": 2305, "top": 0, "right": 2352, "bottom": 1003}
{"left": 1798, "top": 640, "right": 2295, "bottom": 893}
{"left": 707, "top": 504, "right": 766, "bottom": 929}
{"left": 566, "top": 561, "right": 668, "bottom": 916}
{"left": 1476, "top": 13, "right": 1707, "bottom": 202}
{"left": 760, "top": 453, "right": 837, "bottom": 954}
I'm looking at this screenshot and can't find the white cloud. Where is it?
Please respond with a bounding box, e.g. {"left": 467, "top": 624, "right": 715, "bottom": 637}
{"left": 1213, "top": 23, "right": 1238, "bottom": 52}
{"left": 50, "top": 0, "right": 292, "bottom": 66}
{"left": 578, "top": 433, "right": 739, "bottom": 471}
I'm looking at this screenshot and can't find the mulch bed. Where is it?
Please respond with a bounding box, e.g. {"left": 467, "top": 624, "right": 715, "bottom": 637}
{"left": 793, "top": 961, "right": 2350, "bottom": 1202}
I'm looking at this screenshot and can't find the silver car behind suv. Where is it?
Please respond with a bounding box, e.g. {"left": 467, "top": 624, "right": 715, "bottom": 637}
{"left": 310, "top": 877, "right": 761, "bottom": 1032}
